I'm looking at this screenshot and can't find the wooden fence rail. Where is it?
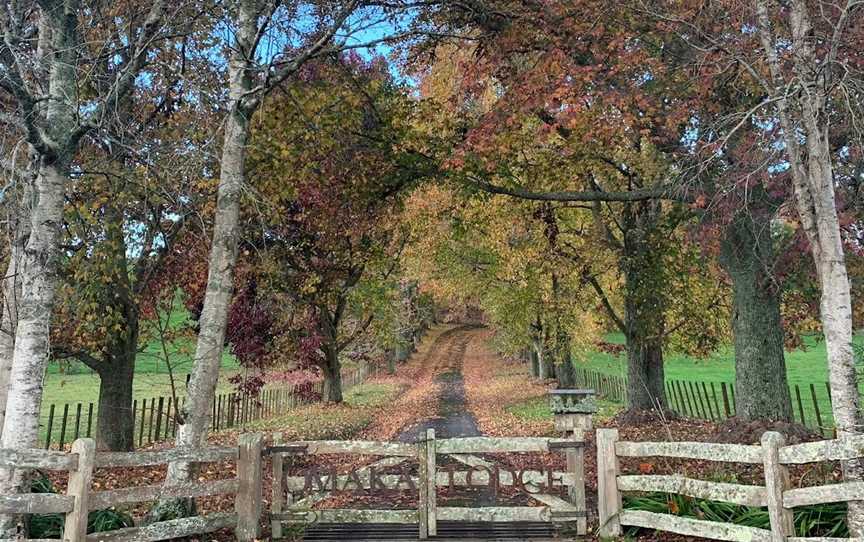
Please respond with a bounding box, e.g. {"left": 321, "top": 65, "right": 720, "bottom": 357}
{"left": 597, "top": 428, "right": 864, "bottom": 541}
{"left": 0, "top": 435, "right": 261, "bottom": 542}
{"left": 270, "top": 432, "right": 589, "bottom": 539}
{"left": 40, "top": 364, "right": 376, "bottom": 450}
{"left": 574, "top": 368, "right": 842, "bottom": 436}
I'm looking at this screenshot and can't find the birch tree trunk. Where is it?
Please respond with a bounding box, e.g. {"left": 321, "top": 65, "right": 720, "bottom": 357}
{"left": 0, "top": 162, "right": 68, "bottom": 536}
{"left": 164, "top": 110, "right": 249, "bottom": 478}
{"left": 0, "top": 0, "right": 166, "bottom": 534}
{"left": 160, "top": 2, "right": 256, "bottom": 502}
{"left": 0, "top": 181, "right": 31, "bottom": 438}
{"left": 754, "top": 0, "right": 863, "bottom": 532}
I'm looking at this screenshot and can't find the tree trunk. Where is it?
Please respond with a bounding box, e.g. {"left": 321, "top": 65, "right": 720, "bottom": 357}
{"left": 0, "top": 183, "right": 29, "bottom": 439}
{"left": 625, "top": 334, "right": 666, "bottom": 411}
{"left": 529, "top": 345, "right": 540, "bottom": 378}
{"left": 621, "top": 203, "right": 667, "bottom": 412}
{"left": 719, "top": 210, "right": 792, "bottom": 422}
{"left": 319, "top": 309, "right": 344, "bottom": 403}
{"left": 754, "top": 0, "right": 864, "bottom": 531}
{"left": 93, "top": 301, "right": 139, "bottom": 451}
{"left": 386, "top": 349, "right": 396, "bottom": 374}
{"left": 0, "top": 162, "right": 67, "bottom": 535}
{"left": 321, "top": 344, "right": 344, "bottom": 404}
{"left": 555, "top": 329, "right": 576, "bottom": 388}
{"left": 160, "top": 72, "right": 251, "bottom": 506}
{"left": 94, "top": 349, "right": 136, "bottom": 451}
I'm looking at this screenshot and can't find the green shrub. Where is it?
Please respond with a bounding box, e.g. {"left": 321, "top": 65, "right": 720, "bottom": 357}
{"left": 623, "top": 492, "right": 847, "bottom": 538}
{"left": 29, "top": 474, "right": 134, "bottom": 539}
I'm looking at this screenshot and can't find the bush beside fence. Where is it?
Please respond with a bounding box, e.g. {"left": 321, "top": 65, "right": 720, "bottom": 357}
{"left": 40, "top": 363, "right": 377, "bottom": 450}
{"left": 597, "top": 428, "right": 864, "bottom": 541}
{"left": 574, "top": 367, "right": 840, "bottom": 435}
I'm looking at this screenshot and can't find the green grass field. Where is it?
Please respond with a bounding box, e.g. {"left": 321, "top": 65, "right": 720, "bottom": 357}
{"left": 577, "top": 332, "right": 863, "bottom": 386}
{"left": 574, "top": 332, "right": 864, "bottom": 433}
{"left": 39, "top": 304, "right": 244, "bottom": 447}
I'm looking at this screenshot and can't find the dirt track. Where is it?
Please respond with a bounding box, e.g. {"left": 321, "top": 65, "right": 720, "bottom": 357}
{"left": 396, "top": 325, "right": 483, "bottom": 442}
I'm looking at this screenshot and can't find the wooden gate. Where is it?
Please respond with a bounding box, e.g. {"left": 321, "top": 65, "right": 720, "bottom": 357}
{"left": 267, "top": 431, "right": 587, "bottom": 539}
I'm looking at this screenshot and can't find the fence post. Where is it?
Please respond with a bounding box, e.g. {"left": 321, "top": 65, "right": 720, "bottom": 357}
{"left": 271, "top": 432, "right": 284, "bottom": 539}
{"left": 64, "top": 438, "right": 96, "bottom": 542}
{"left": 568, "top": 427, "right": 588, "bottom": 535}
{"left": 596, "top": 428, "right": 622, "bottom": 538}
{"left": 762, "top": 431, "right": 793, "bottom": 540}
{"left": 236, "top": 432, "right": 264, "bottom": 542}
{"left": 425, "top": 428, "right": 437, "bottom": 536}
{"left": 418, "top": 432, "right": 429, "bottom": 540}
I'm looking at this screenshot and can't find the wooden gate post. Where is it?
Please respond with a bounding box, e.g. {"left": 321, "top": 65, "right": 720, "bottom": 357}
{"left": 236, "top": 432, "right": 264, "bottom": 542}
{"left": 418, "top": 432, "right": 429, "bottom": 539}
{"left": 762, "top": 431, "right": 793, "bottom": 540}
{"left": 271, "top": 432, "right": 284, "bottom": 540}
{"left": 64, "top": 438, "right": 95, "bottom": 542}
{"left": 424, "top": 429, "right": 437, "bottom": 536}
{"left": 596, "top": 428, "right": 622, "bottom": 538}
{"left": 568, "top": 428, "right": 588, "bottom": 535}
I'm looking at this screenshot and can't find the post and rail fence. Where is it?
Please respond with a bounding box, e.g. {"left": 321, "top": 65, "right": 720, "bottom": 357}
{"left": 4, "top": 428, "right": 864, "bottom": 541}
{"left": 0, "top": 434, "right": 257, "bottom": 542}
{"left": 597, "top": 427, "right": 864, "bottom": 541}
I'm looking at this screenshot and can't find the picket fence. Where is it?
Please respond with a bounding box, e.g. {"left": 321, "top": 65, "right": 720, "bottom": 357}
{"left": 597, "top": 428, "right": 864, "bottom": 541}
{"left": 574, "top": 367, "right": 842, "bottom": 436}
{"left": 41, "top": 364, "right": 376, "bottom": 450}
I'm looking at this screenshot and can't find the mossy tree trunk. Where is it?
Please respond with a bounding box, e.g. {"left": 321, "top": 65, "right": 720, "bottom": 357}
{"left": 719, "top": 206, "right": 792, "bottom": 422}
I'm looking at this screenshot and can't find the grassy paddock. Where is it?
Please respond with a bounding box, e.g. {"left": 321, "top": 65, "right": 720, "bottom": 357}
{"left": 506, "top": 395, "right": 622, "bottom": 425}
{"left": 576, "top": 333, "right": 864, "bottom": 432}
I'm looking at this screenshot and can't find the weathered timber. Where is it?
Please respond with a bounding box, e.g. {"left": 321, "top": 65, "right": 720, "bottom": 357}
{"left": 616, "top": 475, "right": 767, "bottom": 507}
{"left": 271, "top": 432, "right": 284, "bottom": 539}
{"left": 437, "top": 506, "right": 550, "bottom": 522}
{"left": 528, "top": 493, "right": 582, "bottom": 516}
{"left": 446, "top": 453, "right": 493, "bottom": 469}
{"left": 263, "top": 444, "right": 308, "bottom": 456}
{"left": 565, "top": 427, "right": 587, "bottom": 535}
{"left": 436, "top": 437, "right": 568, "bottom": 454}
{"left": 88, "top": 479, "right": 239, "bottom": 510}
{"left": 274, "top": 509, "right": 418, "bottom": 524}
{"left": 364, "top": 456, "right": 409, "bottom": 469}
{"left": 779, "top": 434, "right": 864, "bottom": 464}
{"left": 615, "top": 440, "right": 763, "bottom": 463}
{"left": 425, "top": 429, "right": 437, "bottom": 537}
{"left": 619, "top": 510, "right": 773, "bottom": 542}
{"left": 282, "top": 469, "right": 573, "bottom": 492}
{"left": 287, "top": 492, "right": 330, "bottom": 511}
{"left": 292, "top": 440, "right": 415, "bottom": 456}
{"left": 783, "top": 481, "right": 864, "bottom": 508}
{"left": 0, "top": 493, "right": 74, "bottom": 514}
{"left": 95, "top": 446, "right": 237, "bottom": 468}
{"left": 235, "top": 433, "right": 264, "bottom": 542}
{"left": 83, "top": 513, "right": 237, "bottom": 542}
{"left": 597, "top": 428, "right": 622, "bottom": 537}
{"left": 65, "top": 438, "right": 96, "bottom": 542}
{"left": 0, "top": 447, "right": 77, "bottom": 470}
{"left": 418, "top": 434, "right": 428, "bottom": 539}
{"left": 762, "top": 432, "right": 794, "bottom": 539}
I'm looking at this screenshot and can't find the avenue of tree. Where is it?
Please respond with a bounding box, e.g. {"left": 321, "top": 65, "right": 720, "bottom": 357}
{"left": 0, "top": 0, "right": 862, "bottom": 535}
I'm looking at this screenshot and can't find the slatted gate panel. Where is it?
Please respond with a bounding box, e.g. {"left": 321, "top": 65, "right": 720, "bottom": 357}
{"left": 268, "top": 432, "right": 587, "bottom": 540}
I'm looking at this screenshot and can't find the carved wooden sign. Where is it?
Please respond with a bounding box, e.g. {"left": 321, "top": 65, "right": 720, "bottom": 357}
{"left": 296, "top": 465, "right": 565, "bottom": 497}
